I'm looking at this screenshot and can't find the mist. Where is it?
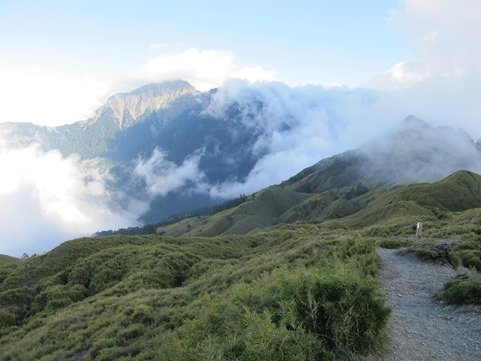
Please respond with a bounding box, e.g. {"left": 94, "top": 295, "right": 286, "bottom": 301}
{"left": 3, "top": 73, "right": 481, "bottom": 256}
{"left": 360, "top": 117, "right": 481, "bottom": 184}
{"left": 195, "top": 78, "right": 481, "bottom": 198}
{"left": 0, "top": 139, "right": 146, "bottom": 256}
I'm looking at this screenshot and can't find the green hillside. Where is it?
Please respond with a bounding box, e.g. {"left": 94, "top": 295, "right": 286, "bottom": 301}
{"left": 2, "top": 170, "right": 481, "bottom": 360}
{"left": 157, "top": 186, "right": 312, "bottom": 237}
{"left": 0, "top": 255, "right": 18, "bottom": 266}
{"left": 0, "top": 227, "right": 389, "bottom": 360}
{"left": 344, "top": 171, "right": 481, "bottom": 234}
{"left": 282, "top": 151, "right": 368, "bottom": 193}
{"left": 159, "top": 171, "right": 481, "bottom": 239}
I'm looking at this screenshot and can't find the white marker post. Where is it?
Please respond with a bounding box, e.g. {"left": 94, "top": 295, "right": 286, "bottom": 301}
{"left": 416, "top": 222, "right": 423, "bottom": 239}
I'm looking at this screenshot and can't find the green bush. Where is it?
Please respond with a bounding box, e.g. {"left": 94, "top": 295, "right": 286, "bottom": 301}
{"left": 447, "top": 252, "right": 462, "bottom": 269}
{"left": 160, "top": 265, "right": 390, "bottom": 359}
{"left": 441, "top": 275, "right": 481, "bottom": 305}
{"left": 0, "top": 229, "right": 390, "bottom": 359}
{"left": 455, "top": 250, "right": 481, "bottom": 270}
{"left": 0, "top": 310, "right": 16, "bottom": 328}
{"left": 453, "top": 239, "right": 480, "bottom": 251}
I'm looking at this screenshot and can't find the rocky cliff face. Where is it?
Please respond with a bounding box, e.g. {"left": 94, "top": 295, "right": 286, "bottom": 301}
{"left": 0, "top": 81, "right": 206, "bottom": 158}
{"left": 95, "top": 81, "right": 199, "bottom": 129}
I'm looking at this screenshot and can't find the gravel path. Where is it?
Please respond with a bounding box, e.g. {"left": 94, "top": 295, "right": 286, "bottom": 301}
{"left": 372, "top": 248, "right": 481, "bottom": 361}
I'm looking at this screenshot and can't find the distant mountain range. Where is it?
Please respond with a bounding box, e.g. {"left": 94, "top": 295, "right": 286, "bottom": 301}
{"left": 153, "top": 116, "right": 481, "bottom": 237}
{"left": 1, "top": 81, "right": 481, "bottom": 226}
{"left": 0, "top": 81, "right": 265, "bottom": 222}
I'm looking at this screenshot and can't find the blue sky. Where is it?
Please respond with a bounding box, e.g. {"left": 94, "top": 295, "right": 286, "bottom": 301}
{"left": 0, "top": 0, "right": 407, "bottom": 86}
{"left": 0, "top": 0, "right": 480, "bottom": 131}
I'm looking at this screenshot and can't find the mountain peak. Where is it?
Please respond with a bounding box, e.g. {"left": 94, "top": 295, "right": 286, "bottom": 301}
{"left": 129, "top": 80, "right": 196, "bottom": 97}
{"left": 398, "top": 115, "right": 429, "bottom": 130}
{"left": 97, "top": 80, "right": 199, "bottom": 128}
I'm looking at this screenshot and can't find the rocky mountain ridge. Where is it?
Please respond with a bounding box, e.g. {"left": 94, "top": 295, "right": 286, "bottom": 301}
{"left": 93, "top": 81, "right": 199, "bottom": 129}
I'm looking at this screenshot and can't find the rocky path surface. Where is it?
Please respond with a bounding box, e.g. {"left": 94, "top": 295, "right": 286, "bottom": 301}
{"left": 372, "top": 248, "right": 481, "bottom": 361}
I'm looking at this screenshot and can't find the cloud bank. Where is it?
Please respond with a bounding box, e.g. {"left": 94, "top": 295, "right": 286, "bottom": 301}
{"left": 134, "top": 148, "right": 207, "bottom": 197}
{"left": 0, "top": 49, "right": 277, "bottom": 126}
{"left": 0, "top": 138, "right": 146, "bottom": 256}
{"left": 132, "top": 48, "right": 277, "bottom": 92}
{"left": 0, "top": 61, "right": 110, "bottom": 125}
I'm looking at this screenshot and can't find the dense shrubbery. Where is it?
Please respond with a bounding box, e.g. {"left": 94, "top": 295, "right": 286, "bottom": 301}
{"left": 0, "top": 227, "right": 390, "bottom": 360}
{"left": 160, "top": 264, "right": 389, "bottom": 360}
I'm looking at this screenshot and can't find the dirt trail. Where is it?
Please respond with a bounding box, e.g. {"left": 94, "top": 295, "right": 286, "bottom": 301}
{"left": 372, "top": 248, "right": 481, "bottom": 361}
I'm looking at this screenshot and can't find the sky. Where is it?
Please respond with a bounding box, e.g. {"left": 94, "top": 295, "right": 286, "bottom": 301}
{"left": 0, "top": 0, "right": 409, "bottom": 124}
{"left": 1, "top": 0, "right": 481, "bottom": 256}
{"left": 1, "top": 0, "right": 480, "bottom": 129}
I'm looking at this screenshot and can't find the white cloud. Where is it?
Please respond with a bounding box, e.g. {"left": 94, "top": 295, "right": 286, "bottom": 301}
{"left": 0, "top": 138, "right": 146, "bottom": 256}
{"left": 383, "top": 0, "right": 481, "bottom": 85}
{"left": 369, "top": 61, "right": 427, "bottom": 89}
{"left": 134, "top": 148, "right": 207, "bottom": 197}
{"left": 0, "top": 48, "right": 277, "bottom": 126}
{"left": 132, "top": 48, "right": 278, "bottom": 91}
{"left": 363, "top": 0, "right": 481, "bottom": 136}
{"left": 204, "top": 81, "right": 380, "bottom": 198}
{"left": 201, "top": 78, "right": 481, "bottom": 199}
{"left": 0, "top": 61, "right": 111, "bottom": 126}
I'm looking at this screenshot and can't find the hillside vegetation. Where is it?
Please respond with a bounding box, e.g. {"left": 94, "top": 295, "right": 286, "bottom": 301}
{"left": 157, "top": 171, "right": 481, "bottom": 239}
{"left": 0, "top": 227, "right": 389, "bottom": 360}
{"left": 0, "top": 255, "right": 17, "bottom": 266}
{"left": 2, "top": 170, "right": 481, "bottom": 359}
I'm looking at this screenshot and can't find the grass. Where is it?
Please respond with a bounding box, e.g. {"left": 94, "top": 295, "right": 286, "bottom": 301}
{"left": 157, "top": 186, "right": 312, "bottom": 237}
{"left": 0, "top": 226, "right": 390, "bottom": 360}
{"left": 441, "top": 273, "right": 481, "bottom": 305}
{"left": 378, "top": 239, "right": 410, "bottom": 249}
{"left": 2, "top": 170, "right": 481, "bottom": 358}
{"left": 157, "top": 171, "right": 481, "bottom": 241}
{"left": 0, "top": 255, "right": 18, "bottom": 266}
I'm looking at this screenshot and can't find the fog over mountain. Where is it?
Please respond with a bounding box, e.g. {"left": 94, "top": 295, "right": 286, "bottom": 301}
{"left": 1, "top": 80, "right": 481, "bottom": 255}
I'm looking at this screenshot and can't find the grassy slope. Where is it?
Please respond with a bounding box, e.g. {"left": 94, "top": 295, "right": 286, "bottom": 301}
{"left": 363, "top": 170, "right": 481, "bottom": 214}
{"left": 0, "top": 226, "right": 389, "bottom": 360}
{"left": 0, "top": 255, "right": 18, "bottom": 266}
{"left": 2, "top": 170, "right": 481, "bottom": 359}
{"left": 344, "top": 170, "right": 481, "bottom": 235}
{"left": 159, "top": 171, "right": 481, "bottom": 239}
{"left": 158, "top": 186, "right": 312, "bottom": 237}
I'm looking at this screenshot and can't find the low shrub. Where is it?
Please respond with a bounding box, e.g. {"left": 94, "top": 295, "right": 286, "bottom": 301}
{"left": 441, "top": 274, "right": 481, "bottom": 305}
{"left": 455, "top": 250, "right": 481, "bottom": 270}
{"left": 160, "top": 264, "right": 390, "bottom": 359}
{"left": 0, "top": 310, "right": 16, "bottom": 328}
